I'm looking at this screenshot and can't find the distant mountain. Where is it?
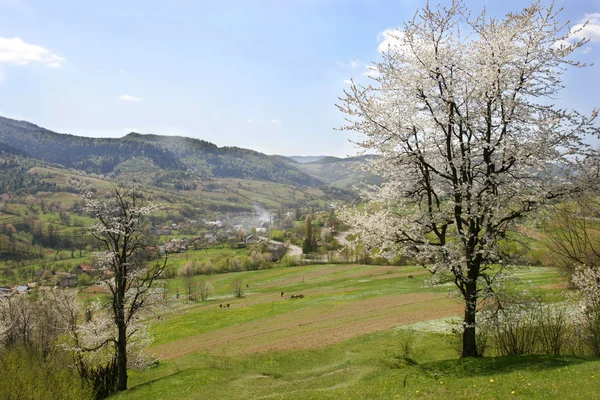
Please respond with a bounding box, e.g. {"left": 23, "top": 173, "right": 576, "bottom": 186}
{"left": 0, "top": 117, "right": 323, "bottom": 187}
{"left": 122, "top": 133, "right": 323, "bottom": 186}
{"left": 0, "top": 118, "right": 183, "bottom": 173}
{"left": 0, "top": 140, "right": 31, "bottom": 158}
{"left": 286, "top": 155, "right": 329, "bottom": 164}
{"left": 292, "top": 155, "right": 382, "bottom": 189}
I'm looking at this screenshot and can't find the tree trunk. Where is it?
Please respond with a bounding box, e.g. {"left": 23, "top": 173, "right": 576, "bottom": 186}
{"left": 462, "top": 281, "right": 479, "bottom": 357}
{"left": 117, "top": 323, "right": 128, "bottom": 390}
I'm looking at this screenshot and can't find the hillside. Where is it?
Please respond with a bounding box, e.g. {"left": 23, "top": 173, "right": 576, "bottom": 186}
{"left": 0, "top": 117, "right": 322, "bottom": 187}
{"left": 286, "top": 155, "right": 328, "bottom": 164}
{"left": 122, "top": 133, "right": 322, "bottom": 186}
{"left": 291, "top": 155, "right": 383, "bottom": 189}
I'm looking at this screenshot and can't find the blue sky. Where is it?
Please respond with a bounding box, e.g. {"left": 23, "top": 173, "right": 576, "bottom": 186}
{"left": 0, "top": 0, "right": 598, "bottom": 157}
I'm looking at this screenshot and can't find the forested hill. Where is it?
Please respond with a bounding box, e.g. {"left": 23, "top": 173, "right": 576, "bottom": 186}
{"left": 284, "top": 154, "right": 383, "bottom": 189}
{"left": 0, "top": 117, "right": 182, "bottom": 173}
{"left": 122, "top": 133, "right": 322, "bottom": 186}
{"left": 0, "top": 117, "right": 322, "bottom": 187}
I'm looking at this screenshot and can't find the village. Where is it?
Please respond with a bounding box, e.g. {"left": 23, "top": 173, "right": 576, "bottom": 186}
{"left": 0, "top": 210, "right": 291, "bottom": 295}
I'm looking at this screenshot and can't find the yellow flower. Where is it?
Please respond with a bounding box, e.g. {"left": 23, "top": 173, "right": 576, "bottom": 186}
{"left": 511, "top": 391, "right": 516, "bottom": 394}
{"left": 490, "top": 379, "right": 495, "bottom": 383}
{"left": 439, "top": 381, "right": 443, "bottom": 384}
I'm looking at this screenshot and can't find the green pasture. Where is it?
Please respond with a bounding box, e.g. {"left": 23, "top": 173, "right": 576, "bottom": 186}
{"left": 106, "top": 264, "right": 598, "bottom": 400}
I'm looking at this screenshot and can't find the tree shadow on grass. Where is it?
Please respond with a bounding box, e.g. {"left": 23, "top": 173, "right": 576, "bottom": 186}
{"left": 417, "top": 355, "right": 596, "bottom": 378}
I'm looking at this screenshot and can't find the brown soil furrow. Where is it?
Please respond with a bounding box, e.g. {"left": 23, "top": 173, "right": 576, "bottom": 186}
{"left": 152, "top": 293, "right": 460, "bottom": 360}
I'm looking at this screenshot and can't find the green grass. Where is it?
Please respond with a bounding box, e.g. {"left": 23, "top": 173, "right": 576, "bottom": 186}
{"left": 113, "top": 330, "right": 600, "bottom": 400}
{"left": 105, "top": 263, "right": 594, "bottom": 400}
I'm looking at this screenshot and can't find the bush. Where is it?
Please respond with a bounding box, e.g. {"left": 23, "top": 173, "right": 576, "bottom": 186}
{"left": 269, "top": 229, "right": 285, "bottom": 242}
{"left": 78, "top": 273, "right": 92, "bottom": 286}
{"left": 0, "top": 347, "right": 93, "bottom": 400}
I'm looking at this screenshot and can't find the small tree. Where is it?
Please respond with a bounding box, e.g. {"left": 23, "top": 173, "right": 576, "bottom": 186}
{"left": 231, "top": 279, "right": 244, "bottom": 298}
{"left": 338, "top": 1, "right": 599, "bottom": 357}
{"left": 572, "top": 265, "right": 600, "bottom": 355}
{"left": 198, "top": 280, "right": 213, "bottom": 301}
{"left": 546, "top": 196, "right": 600, "bottom": 279}
{"left": 302, "top": 216, "right": 317, "bottom": 254}
{"left": 82, "top": 185, "right": 167, "bottom": 391}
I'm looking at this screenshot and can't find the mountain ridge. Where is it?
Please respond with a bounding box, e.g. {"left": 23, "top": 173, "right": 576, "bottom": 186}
{"left": 0, "top": 117, "right": 323, "bottom": 187}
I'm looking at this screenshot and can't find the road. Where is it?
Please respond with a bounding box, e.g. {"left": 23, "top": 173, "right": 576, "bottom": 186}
{"left": 268, "top": 239, "right": 303, "bottom": 257}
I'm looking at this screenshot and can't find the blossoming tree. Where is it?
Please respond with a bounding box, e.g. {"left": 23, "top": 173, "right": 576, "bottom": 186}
{"left": 82, "top": 185, "right": 167, "bottom": 390}
{"left": 338, "top": 0, "right": 599, "bottom": 357}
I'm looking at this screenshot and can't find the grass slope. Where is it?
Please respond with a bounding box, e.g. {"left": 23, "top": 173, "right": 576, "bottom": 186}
{"left": 108, "top": 264, "right": 598, "bottom": 400}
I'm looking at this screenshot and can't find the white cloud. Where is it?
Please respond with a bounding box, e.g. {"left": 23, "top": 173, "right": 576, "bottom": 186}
{"left": 362, "top": 65, "right": 380, "bottom": 78}
{"left": 570, "top": 13, "right": 600, "bottom": 43}
{"left": 271, "top": 119, "right": 283, "bottom": 124}
{"left": 554, "top": 14, "right": 600, "bottom": 52}
{"left": 119, "top": 94, "right": 143, "bottom": 102}
{"left": 343, "top": 79, "right": 353, "bottom": 85}
{"left": 124, "top": 128, "right": 139, "bottom": 132}
{"left": 336, "top": 59, "right": 361, "bottom": 68}
{"left": 0, "top": 37, "right": 65, "bottom": 67}
{"left": 377, "top": 28, "right": 407, "bottom": 53}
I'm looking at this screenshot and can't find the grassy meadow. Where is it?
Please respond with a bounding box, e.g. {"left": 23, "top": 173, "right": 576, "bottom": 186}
{"left": 107, "top": 264, "right": 600, "bottom": 400}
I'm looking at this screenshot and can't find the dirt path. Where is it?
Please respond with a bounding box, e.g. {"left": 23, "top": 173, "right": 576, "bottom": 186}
{"left": 152, "top": 293, "right": 461, "bottom": 360}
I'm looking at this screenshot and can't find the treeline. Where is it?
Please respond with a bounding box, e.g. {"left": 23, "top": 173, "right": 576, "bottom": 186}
{"left": 127, "top": 133, "right": 324, "bottom": 186}
{"left": 0, "top": 160, "right": 59, "bottom": 195}
{"left": 0, "top": 118, "right": 326, "bottom": 187}
{"left": 0, "top": 117, "right": 182, "bottom": 174}
{"left": 0, "top": 219, "right": 88, "bottom": 262}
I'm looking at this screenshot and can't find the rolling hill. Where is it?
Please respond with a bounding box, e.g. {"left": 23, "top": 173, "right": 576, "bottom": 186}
{"left": 0, "top": 117, "right": 322, "bottom": 187}
{"left": 288, "top": 155, "right": 383, "bottom": 189}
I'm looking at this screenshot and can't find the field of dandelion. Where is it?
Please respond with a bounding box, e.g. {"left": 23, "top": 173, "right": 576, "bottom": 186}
{"left": 110, "top": 264, "right": 600, "bottom": 399}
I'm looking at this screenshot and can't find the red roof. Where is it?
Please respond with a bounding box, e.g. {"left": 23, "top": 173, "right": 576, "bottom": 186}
{"left": 79, "top": 264, "right": 94, "bottom": 272}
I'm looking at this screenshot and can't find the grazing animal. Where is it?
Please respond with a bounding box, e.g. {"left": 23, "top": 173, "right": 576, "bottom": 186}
{"left": 219, "top": 304, "right": 222, "bottom": 308}
{"left": 290, "top": 295, "right": 296, "bottom": 299}
{"left": 281, "top": 291, "right": 284, "bottom": 297}
{"left": 408, "top": 275, "right": 414, "bottom": 279}
{"left": 290, "top": 294, "right": 304, "bottom": 300}
{"left": 227, "top": 304, "right": 230, "bottom": 308}
{"left": 246, "top": 284, "right": 249, "bottom": 288}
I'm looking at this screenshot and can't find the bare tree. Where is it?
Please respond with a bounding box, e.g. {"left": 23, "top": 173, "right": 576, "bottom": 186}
{"left": 338, "top": 1, "right": 599, "bottom": 357}
{"left": 547, "top": 197, "right": 600, "bottom": 278}
{"left": 82, "top": 184, "right": 167, "bottom": 391}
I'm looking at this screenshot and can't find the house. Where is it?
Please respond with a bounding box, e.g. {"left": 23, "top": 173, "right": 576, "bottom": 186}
{"left": 227, "top": 231, "right": 238, "bottom": 243}
{"left": 244, "top": 234, "right": 260, "bottom": 244}
{"left": 72, "top": 264, "right": 95, "bottom": 276}
{"left": 16, "top": 285, "right": 31, "bottom": 294}
{"left": 204, "top": 233, "right": 218, "bottom": 244}
{"left": 57, "top": 276, "right": 78, "bottom": 288}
